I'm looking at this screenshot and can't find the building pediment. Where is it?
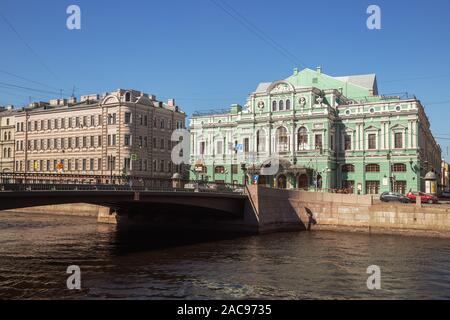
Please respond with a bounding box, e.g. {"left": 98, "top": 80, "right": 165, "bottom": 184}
{"left": 267, "top": 81, "right": 295, "bottom": 95}
{"left": 101, "top": 95, "right": 120, "bottom": 105}
{"left": 390, "top": 124, "right": 407, "bottom": 130}
{"left": 365, "top": 125, "right": 380, "bottom": 131}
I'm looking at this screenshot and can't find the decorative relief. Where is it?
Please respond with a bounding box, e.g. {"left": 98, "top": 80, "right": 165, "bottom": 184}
{"left": 257, "top": 101, "right": 265, "bottom": 110}
{"left": 299, "top": 97, "right": 307, "bottom": 107}
{"left": 271, "top": 83, "right": 291, "bottom": 94}
{"left": 313, "top": 96, "right": 328, "bottom": 108}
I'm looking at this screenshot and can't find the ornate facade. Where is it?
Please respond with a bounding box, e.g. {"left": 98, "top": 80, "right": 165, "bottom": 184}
{"left": 189, "top": 68, "right": 442, "bottom": 194}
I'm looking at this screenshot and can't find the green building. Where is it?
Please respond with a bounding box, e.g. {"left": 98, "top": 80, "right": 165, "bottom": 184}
{"left": 189, "top": 68, "right": 441, "bottom": 194}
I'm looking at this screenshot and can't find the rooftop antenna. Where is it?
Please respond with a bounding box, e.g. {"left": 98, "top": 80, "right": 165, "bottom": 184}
{"left": 71, "top": 85, "right": 76, "bottom": 98}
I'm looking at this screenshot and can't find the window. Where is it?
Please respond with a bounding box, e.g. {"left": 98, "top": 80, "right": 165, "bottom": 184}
{"left": 394, "top": 132, "right": 403, "bottom": 149}
{"left": 160, "top": 138, "right": 164, "bottom": 149}
{"left": 366, "top": 181, "right": 380, "bottom": 195}
{"left": 344, "top": 134, "right": 352, "bottom": 151}
{"left": 342, "top": 164, "right": 355, "bottom": 173}
{"left": 393, "top": 181, "right": 407, "bottom": 194}
{"left": 216, "top": 141, "right": 223, "bottom": 155}
{"left": 286, "top": 99, "right": 291, "bottom": 110}
{"left": 276, "top": 127, "right": 289, "bottom": 152}
{"left": 315, "top": 134, "right": 323, "bottom": 150}
{"left": 215, "top": 166, "right": 225, "bottom": 174}
{"left": 124, "top": 134, "right": 131, "bottom": 146}
{"left": 124, "top": 112, "right": 132, "bottom": 124}
{"left": 244, "top": 138, "right": 249, "bottom": 153}
{"left": 298, "top": 127, "right": 308, "bottom": 150}
{"left": 278, "top": 100, "right": 284, "bottom": 111}
{"left": 200, "top": 142, "right": 206, "bottom": 155}
{"left": 392, "top": 163, "right": 407, "bottom": 172}
{"left": 257, "top": 130, "right": 266, "bottom": 153}
{"left": 368, "top": 134, "right": 376, "bottom": 150}
{"left": 366, "top": 164, "right": 380, "bottom": 172}
{"left": 272, "top": 101, "right": 277, "bottom": 111}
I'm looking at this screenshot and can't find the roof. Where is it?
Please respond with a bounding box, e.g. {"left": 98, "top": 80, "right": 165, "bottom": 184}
{"left": 252, "top": 68, "right": 379, "bottom": 99}
{"left": 335, "top": 74, "right": 378, "bottom": 93}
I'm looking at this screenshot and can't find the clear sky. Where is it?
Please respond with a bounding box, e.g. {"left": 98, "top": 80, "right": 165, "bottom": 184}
{"left": 1, "top": 0, "right": 450, "bottom": 160}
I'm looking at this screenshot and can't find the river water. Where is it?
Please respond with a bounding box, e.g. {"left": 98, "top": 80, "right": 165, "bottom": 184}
{"left": 1, "top": 211, "right": 450, "bottom": 300}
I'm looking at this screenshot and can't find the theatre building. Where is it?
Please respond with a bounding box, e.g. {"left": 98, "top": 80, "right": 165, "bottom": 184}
{"left": 189, "top": 68, "right": 441, "bottom": 194}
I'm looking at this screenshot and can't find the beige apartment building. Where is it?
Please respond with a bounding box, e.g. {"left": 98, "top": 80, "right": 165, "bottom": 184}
{"left": 0, "top": 106, "right": 16, "bottom": 173}
{"left": 11, "top": 89, "right": 185, "bottom": 181}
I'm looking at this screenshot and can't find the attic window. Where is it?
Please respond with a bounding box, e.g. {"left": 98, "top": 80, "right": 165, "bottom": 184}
{"left": 125, "top": 92, "right": 131, "bottom": 102}
{"left": 312, "top": 77, "right": 318, "bottom": 84}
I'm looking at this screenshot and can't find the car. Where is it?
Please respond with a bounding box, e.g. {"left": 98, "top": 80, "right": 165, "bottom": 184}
{"left": 406, "top": 191, "right": 439, "bottom": 204}
{"left": 380, "top": 192, "right": 412, "bottom": 203}
{"left": 442, "top": 191, "right": 450, "bottom": 199}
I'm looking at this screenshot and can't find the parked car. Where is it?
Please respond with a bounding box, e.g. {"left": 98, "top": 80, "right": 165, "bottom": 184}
{"left": 380, "top": 192, "right": 412, "bottom": 203}
{"left": 442, "top": 191, "right": 450, "bottom": 199}
{"left": 406, "top": 191, "right": 439, "bottom": 204}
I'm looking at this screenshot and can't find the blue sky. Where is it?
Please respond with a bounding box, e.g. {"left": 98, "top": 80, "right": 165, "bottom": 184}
{"left": 1, "top": 0, "right": 450, "bottom": 160}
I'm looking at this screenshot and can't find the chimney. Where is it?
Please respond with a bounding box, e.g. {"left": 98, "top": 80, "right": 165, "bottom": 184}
{"left": 317, "top": 66, "right": 322, "bottom": 74}
{"left": 168, "top": 99, "right": 176, "bottom": 108}
{"left": 293, "top": 68, "right": 299, "bottom": 75}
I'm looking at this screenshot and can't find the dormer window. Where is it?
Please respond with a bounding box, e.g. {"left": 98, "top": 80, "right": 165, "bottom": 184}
{"left": 125, "top": 92, "right": 131, "bottom": 102}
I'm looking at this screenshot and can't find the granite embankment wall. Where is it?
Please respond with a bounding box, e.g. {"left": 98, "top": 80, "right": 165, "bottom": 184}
{"left": 5, "top": 203, "right": 100, "bottom": 217}
{"left": 246, "top": 185, "right": 450, "bottom": 237}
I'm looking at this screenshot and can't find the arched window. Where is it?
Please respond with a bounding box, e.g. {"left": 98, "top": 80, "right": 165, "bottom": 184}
{"left": 278, "top": 100, "right": 284, "bottom": 111}
{"left": 3, "top": 148, "right": 6, "bottom": 158}
{"left": 297, "top": 127, "right": 308, "bottom": 150}
{"left": 7, "top": 148, "right": 11, "bottom": 158}
{"left": 392, "top": 163, "right": 407, "bottom": 172}
{"left": 125, "top": 92, "right": 131, "bottom": 102}
{"left": 366, "top": 164, "right": 380, "bottom": 172}
{"left": 276, "top": 127, "right": 289, "bottom": 152}
{"left": 286, "top": 99, "right": 291, "bottom": 110}
{"left": 272, "top": 101, "right": 277, "bottom": 111}
{"left": 256, "top": 130, "right": 266, "bottom": 153}
{"left": 342, "top": 164, "right": 355, "bottom": 173}
{"left": 3, "top": 132, "right": 6, "bottom": 141}
{"left": 8, "top": 132, "right": 11, "bottom": 140}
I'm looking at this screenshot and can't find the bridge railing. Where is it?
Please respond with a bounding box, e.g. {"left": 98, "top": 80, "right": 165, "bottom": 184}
{"left": 0, "top": 173, "right": 246, "bottom": 195}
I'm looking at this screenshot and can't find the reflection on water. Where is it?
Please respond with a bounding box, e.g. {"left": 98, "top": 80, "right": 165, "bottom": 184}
{"left": 1, "top": 212, "right": 450, "bottom": 299}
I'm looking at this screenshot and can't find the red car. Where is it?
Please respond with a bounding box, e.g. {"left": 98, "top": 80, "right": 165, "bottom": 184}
{"left": 406, "top": 192, "right": 439, "bottom": 204}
